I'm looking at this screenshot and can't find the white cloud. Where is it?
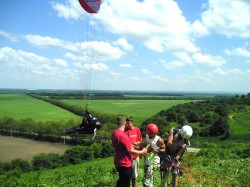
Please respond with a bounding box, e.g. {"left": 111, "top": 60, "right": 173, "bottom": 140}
{"left": 225, "top": 47, "right": 250, "bottom": 58}
{"left": 192, "top": 53, "right": 226, "bottom": 67}
{"left": 211, "top": 68, "right": 228, "bottom": 76}
{"left": 0, "top": 47, "right": 78, "bottom": 79}
{"left": 23, "top": 34, "right": 124, "bottom": 62}
{"left": 141, "top": 69, "right": 151, "bottom": 75}
{"left": 73, "top": 61, "right": 108, "bottom": 71}
{"left": 115, "top": 38, "right": 133, "bottom": 51}
{"left": 173, "top": 52, "right": 193, "bottom": 64}
{"left": 24, "top": 35, "right": 75, "bottom": 51}
{"left": 0, "top": 30, "right": 18, "bottom": 42}
{"left": 197, "top": 0, "right": 250, "bottom": 38}
{"left": 161, "top": 60, "right": 186, "bottom": 70}
{"left": 151, "top": 75, "right": 170, "bottom": 83}
{"left": 110, "top": 70, "right": 122, "bottom": 77}
{"left": 120, "top": 63, "right": 132, "bottom": 68}
{"left": 51, "top": 0, "right": 83, "bottom": 20}
{"left": 54, "top": 58, "right": 68, "bottom": 67}
{"left": 97, "top": 0, "right": 198, "bottom": 53}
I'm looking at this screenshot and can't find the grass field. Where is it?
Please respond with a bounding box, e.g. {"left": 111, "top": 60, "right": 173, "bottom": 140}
{"left": 64, "top": 100, "right": 197, "bottom": 125}
{"left": 0, "top": 94, "right": 82, "bottom": 122}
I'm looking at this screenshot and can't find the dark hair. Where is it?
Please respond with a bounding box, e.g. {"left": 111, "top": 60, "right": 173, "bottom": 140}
{"left": 126, "top": 116, "right": 133, "bottom": 122}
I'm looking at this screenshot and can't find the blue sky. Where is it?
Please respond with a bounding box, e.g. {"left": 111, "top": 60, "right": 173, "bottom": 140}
{"left": 0, "top": 0, "right": 250, "bottom": 93}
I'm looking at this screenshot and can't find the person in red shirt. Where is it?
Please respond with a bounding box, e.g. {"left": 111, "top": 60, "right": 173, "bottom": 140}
{"left": 124, "top": 117, "right": 142, "bottom": 187}
{"left": 112, "top": 115, "right": 147, "bottom": 187}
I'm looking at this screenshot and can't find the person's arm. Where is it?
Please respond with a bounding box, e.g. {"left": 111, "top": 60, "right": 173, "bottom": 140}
{"left": 152, "top": 138, "right": 165, "bottom": 154}
{"left": 167, "top": 128, "right": 174, "bottom": 146}
{"left": 130, "top": 147, "right": 147, "bottom": 155}
{"left": 175, "top": 144, "right": 187, "bottom": 161}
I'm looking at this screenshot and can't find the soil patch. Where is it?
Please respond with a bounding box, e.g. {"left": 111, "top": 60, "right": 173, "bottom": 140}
{"left": 0, "top": 135, "right": 73, "bottom": 162}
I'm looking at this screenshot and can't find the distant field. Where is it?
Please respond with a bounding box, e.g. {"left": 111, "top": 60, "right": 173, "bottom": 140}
{"left": 0, "top": 94, "right": 82, "bottom": 122}
{"left": 0, "top": 136, "right": 72, "bottom": 162}
{"left": 64, "top": 100, "right": 197, "bottom": 125}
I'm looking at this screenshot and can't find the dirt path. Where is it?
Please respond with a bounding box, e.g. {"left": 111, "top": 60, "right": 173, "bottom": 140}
{"left": 229, "top": 115, "right": 237, "bottom": 123}
{"left": 187, "top": 147, "right": 200, "bottom": 153}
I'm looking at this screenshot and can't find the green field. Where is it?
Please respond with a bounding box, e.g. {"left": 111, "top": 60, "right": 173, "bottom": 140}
{"left": 0, "top": 94, "right": 82, "bottom": 122}
{"left": 64, "top": 100, "right": 196, "bottom": 125}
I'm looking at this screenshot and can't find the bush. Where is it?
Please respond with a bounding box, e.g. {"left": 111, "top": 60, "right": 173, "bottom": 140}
{"left": 32, "top": 153, "right": 62, "bottom": 170}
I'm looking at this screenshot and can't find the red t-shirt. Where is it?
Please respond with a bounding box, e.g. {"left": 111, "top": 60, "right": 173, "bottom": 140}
{"left": 112, "top": 129, "right": 133, "bottom": 168}
{"left": 124, "top": 127, "right": 142, "bottom": 159}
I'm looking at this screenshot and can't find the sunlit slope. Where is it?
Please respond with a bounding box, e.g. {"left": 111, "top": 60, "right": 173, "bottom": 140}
{"left": 0, "top": 94, "right": 82, "bottom": 122}
{"left": 228, "top": 106, "right": 250, "bottom": 141}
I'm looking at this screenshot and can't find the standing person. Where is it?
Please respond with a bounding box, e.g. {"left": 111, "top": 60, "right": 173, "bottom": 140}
{"left": 143, "top": 123, "right": 166, "bottom": 187}
{"left": 162, "top": 124, "right": 193, "bottom": 187}
{"left": 124, "top": 117, "right": 143, "bottom": 187}
{"left": 112, "top": 115, "right": 147, "bottom": 187}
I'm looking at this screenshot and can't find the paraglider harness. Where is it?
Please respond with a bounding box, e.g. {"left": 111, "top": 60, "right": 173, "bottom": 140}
{"left": 63, "top": 110, "right": 102, "bottom": 142}
{"left": 159, "top": 123, "right": 190, "bottom": 176}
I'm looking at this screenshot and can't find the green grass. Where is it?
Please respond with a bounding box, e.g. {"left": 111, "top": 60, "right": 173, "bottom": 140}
{"left": 64, "top": 100, "right": 197, "bottom": 125}
{"left": 228, "top": 106, "right": 250, "bottom": 141}
{"left": 0, "top": 94, "right": 82, "bottom": 122}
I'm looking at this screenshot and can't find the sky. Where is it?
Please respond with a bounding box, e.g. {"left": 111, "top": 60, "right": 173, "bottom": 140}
{"left": 0, "top": 0, "right": 250, "bottom": 93}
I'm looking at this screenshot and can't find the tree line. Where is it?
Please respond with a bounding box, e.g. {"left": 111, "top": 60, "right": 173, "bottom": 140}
{"left": 141, "top": 93, "right": 250, "bottom": 140}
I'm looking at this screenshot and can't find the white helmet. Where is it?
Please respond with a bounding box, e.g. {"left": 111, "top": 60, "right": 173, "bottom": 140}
{"left": 180, "top": 125, "right": 193, "bottom": 139}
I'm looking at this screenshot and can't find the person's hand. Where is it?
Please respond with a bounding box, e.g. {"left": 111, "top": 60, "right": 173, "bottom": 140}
{"left": 170, "top": 128, "right": 174, "bottom": 134}
{"left": 141, "top": 148, "right": 147, "bottom": 155}
{"left": 175, "top": 155, "right": 180, "bottom": 161}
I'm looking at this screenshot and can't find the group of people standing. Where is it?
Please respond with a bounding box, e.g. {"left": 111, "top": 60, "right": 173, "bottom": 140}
{"left": 111, "top": 115, "right": 193, "bottom": 187}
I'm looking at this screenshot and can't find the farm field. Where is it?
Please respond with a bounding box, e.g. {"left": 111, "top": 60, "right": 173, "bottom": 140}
{"left": 64, "top": 99, "right": 197, "bottom": 125}
{"left": 0, "top": 136, "right": 72, "bottom": 162}
{"left": 0, "top": 94, "right": 82, "bottom": 122}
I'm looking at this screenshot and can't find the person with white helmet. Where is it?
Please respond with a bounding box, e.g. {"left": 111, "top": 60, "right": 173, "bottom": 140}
{"left": 162, "top": 123, "right": 193, "bottom": 187}
{"left": 143, "top": 123, "right": 166, "bottom": 187}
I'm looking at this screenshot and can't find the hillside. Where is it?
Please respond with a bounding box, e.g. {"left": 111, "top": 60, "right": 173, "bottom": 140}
{"left": 1, "top": 94, "right": 249, "bottom": 186}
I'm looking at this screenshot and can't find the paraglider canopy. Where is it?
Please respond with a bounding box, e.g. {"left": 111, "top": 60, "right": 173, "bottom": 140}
{"left": 78, "top": 0, "right": 102, "bottom": 13}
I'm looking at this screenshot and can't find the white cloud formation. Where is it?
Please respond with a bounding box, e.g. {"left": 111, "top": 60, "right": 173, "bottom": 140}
{"left": 225, "top": 47, "right": 250, "bottom": 58}
{"left": 0, "top": 47, "right": 78, "bottom": 79}
{"left": 0, "top": 30, "right": 18, "bottom": 42}
{"left": 51, "top": 0, "right": 83, "bottom": 20}
{"left": 120, "top": 63, "right": 132, "bottom": 68}
{"left": 73, "top": 61, "right": 108, "bottom": 71}
{"left": 161, "top": 60, "right": 186, "bottom": 70}
{"left": 192, "top": 53, "right": 226, "bottom": 67}
{"left": 194, "top": 0, "right": 250, "bottom": 38}
{"left": 23, "top": 34, "right": 124, "bottom": 62}
{"left": 97, "top": 0, "right": 198, "bottom": 53}
{"left": 115, "top": 38, "right": 133, "bottom": 51}
{"left": 54, "top": 58, "right": 68, "bottom": 67}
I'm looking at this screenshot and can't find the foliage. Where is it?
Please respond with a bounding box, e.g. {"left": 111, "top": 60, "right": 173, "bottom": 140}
{"left": 32, "top": 153, "right": 62, "bottom": 171}
{"left": 144, "top": 94, "right": 250, "bottom": 138}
